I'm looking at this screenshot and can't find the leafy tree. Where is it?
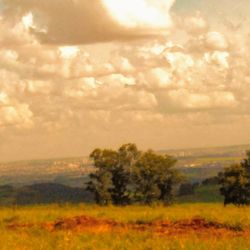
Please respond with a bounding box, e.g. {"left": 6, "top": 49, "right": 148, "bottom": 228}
{"left": 133, "top": 151, "right": 179, "bottom": 205}
{"left": 87, "top": 144, "right": 140, "bottom": 205}
{"left": 157, "top": 155, "right": 180, "bottom": 204}
{"left": 111, "top": 144, "right": 140, "bottom": 205}
{"left": 133, "top": 152, "right": 160, "bottom": 204}
{"left": 86, "top": 149, "right": 116, "bottom": 205}
{"left": 87, "top": 170, "right": 113, "bottom": 205}
{"left": 218, "top": 151, "right": 250, "bottom": 206}
{"left": 87, "top": 144, "right": 180, "bottom": 206}
{"left": 241, "top": 151, "right": 250, "bottom": 175}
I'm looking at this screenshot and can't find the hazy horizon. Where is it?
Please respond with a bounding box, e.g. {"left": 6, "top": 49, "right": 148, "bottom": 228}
{"left": 1, "top": 142, "right": 250, "bottom": 164}
{"left": 1, "top": 0, "right": 250, "bottom": 162}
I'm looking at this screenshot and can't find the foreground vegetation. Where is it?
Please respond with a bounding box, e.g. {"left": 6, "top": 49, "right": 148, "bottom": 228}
{"left": 0, "top": 203, "right": 250, "bottom": 250}
{"left": 0, "top": 146, "right": 250, "bottom": 249}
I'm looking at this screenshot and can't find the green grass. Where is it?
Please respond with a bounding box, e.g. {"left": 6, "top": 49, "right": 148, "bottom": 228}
{"left": 177, "top": 185, "right": 223, "bottom": 203}
{"left": 0, "top": 204, "right": 250, "bottom": 250}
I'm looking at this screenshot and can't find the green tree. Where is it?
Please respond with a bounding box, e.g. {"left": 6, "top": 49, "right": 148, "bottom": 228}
{"left": 86, "top": 170, "right": 113, "bottom": 205}
{"left": 111, "top": 143, "right": 141, "bottom": 205}
{"left": 87, "top": 144, "right": 180, "bottom": 206}
{"left": 86, "top": 149, "right": 117, "bottom": 205}
{"left": 218, "top": 151, "right": 250, "bottom": 206}
{"left": 87, "top": 144, "right": 141, "bottom": 205}
{"left": 133, "top": 151, "right": 179, "bottom": 205}
{"left": 157, "top": 155, "right": 180, "bottom": 204}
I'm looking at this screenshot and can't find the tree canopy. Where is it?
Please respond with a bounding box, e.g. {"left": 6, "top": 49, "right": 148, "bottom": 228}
{"left": 218, "top": 151, "right": 250, "bottom": 206}
{"left": 86, "top": 144, "right": 181, "bottom": 205}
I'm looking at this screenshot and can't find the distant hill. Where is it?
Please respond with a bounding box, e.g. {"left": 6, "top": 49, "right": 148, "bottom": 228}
{"left": 160, "top": 144, "right": 250, "bottom": 159}
{"left": 0, "top": 183, "right": 93, "bottom": 206}
{"left": 0, "top": 156, "right": 93, "bottom": 187}
{"left": 0, "top": 181, "right": 224, "bottom": 205}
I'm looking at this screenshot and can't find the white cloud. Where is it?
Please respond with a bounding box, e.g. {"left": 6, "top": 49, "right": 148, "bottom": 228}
{"left": 0, "top": 104, "right": 33, "bottom": 129}
{"left": 140, "top": 67, "right": 173, "bottom": 89}
{"left": 182, "top": 12, "right": 208, "bottom": 36}
{"left": 204, "top": 51, "right": 230, "bottom": 69}
{"left": 168, "top": 90, "right": 237, "bottom": 110}
{"left": 205, "top": 32, "right": 229, "bottom": 51}
{"left": 0, "top": 1, "right": 250, "bottom": 160}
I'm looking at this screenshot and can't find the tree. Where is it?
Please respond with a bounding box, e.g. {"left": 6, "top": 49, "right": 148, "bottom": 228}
{"left": 87, "top": 144, "right": 180, "bottom": 206}
{"left": 87, "top": 170, "right": 113, "bottom": 205}
{"left": 87, "top": 144, "right": 140, "bottom": 205}
{"left": 86, "top": 149, "right": 117, "bottom": 205}
{"left": 133, "top": 151, "right": 179, "bottom": 205}
{"left": 241, "top": 151, "right": 250, "bottom": 175}
{"left": 156, "top": 155, "right": 180, "bottom": 204}
{"left": 111, "top": 144, "right": 140, "bottom": 205}
{"left": 218, "top": 151, "right": 250, "bottom": 206}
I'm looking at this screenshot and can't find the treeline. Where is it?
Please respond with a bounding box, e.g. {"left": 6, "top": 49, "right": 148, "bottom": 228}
{"left": 86, "top": 143, "right": 181, "bottom": 205}
{"left": 218, "top": 151, "right": 250, "bottom": 206}
{"left": 86, "top": 143, "right": 250, "bottom": 207}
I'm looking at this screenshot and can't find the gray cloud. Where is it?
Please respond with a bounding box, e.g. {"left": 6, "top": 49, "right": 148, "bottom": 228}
{"left": 3, "top": 0, "right": 174, "bottom": 45}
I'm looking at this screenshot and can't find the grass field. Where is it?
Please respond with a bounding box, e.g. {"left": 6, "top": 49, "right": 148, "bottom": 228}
{"left": 0, "top": 203, "right": 250, "bottom": 250}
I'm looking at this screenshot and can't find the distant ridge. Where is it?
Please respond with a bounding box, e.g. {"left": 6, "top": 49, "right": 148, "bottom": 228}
{"left": 159, "top": 143, "right": 250, "bottom": 158}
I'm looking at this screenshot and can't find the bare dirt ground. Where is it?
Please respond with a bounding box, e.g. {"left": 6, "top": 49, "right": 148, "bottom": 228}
{"left": 7, "top": 215, "right": 248, "bottom": 238}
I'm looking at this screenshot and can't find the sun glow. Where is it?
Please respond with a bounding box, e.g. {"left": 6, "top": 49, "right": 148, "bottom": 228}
{"left": 103, "top": 0, "right": 174, "bottom": 29}
{"left": 59, "top": 46, "right": 79, "bottom": 59}
{"left": 22, "top": 12, "right": 33, "bottom": 30}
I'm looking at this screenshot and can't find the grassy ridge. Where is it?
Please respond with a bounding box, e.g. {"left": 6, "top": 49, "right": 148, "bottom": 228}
{"left": 0, "top": 183, "right": 224, "bottom": 206}
{"left": 178, "top": 185, "right": 223, "bottom": 203}
{"left": 0, "top": 204, "right": 250, "bottom": 250}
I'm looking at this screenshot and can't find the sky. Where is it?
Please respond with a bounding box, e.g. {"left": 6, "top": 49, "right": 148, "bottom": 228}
{"left": 0, "top": 0, "right": 250, "bottom": 161}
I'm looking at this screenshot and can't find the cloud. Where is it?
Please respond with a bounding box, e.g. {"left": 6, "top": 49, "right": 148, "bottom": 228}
{"left": 168, "top": 89, "right": 237, "bottom": 110}
{"left": 0, "top": 2, "right": 250, "bottom": 160}
{"left": 3, "top": 0, "right": 175, "bottom": 45}
{"left": 0, "top": 103, "right": 33, "bottom": 129}
{"left": 205, "top": 32, "right": 229, "bottom": 51}
{"left": 186, "top": 31, "right": 229, "bottom": 54}
{"left": 179, "top": 12, "right": 208, "bottom": 36}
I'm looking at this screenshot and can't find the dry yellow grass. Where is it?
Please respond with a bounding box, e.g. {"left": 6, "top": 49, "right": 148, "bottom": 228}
{"left": 0, "top": 203, "right": 250, "bottom": 250}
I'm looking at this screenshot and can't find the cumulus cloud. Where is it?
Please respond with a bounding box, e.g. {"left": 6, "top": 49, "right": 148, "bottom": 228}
{"left": 180, "top": 12, "right": 208, "bottom": 36}
{"left": 205, "top": 32, "right": 229, "bottom": 51}
{"left": 0, "top": 1, "right": 250, "bottom": 160}
{"left": 168, "top": 90, "right": 237, "bottom": 110}
{"left": 186, "top": 31, "right": 229, "bottom": 54}
{"left": 0, "top": 103, "right": 33, "bottom": 128}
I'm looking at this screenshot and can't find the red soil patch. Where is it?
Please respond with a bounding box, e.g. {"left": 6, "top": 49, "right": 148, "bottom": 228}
{"left": 7, "top": 215, "right": 248, "bottom": 238}
{"left": 132, "top": 217, "right": 245, "bottom": 237}
{"left": 44, "top": 216, "right": 120, "bottom": 233}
